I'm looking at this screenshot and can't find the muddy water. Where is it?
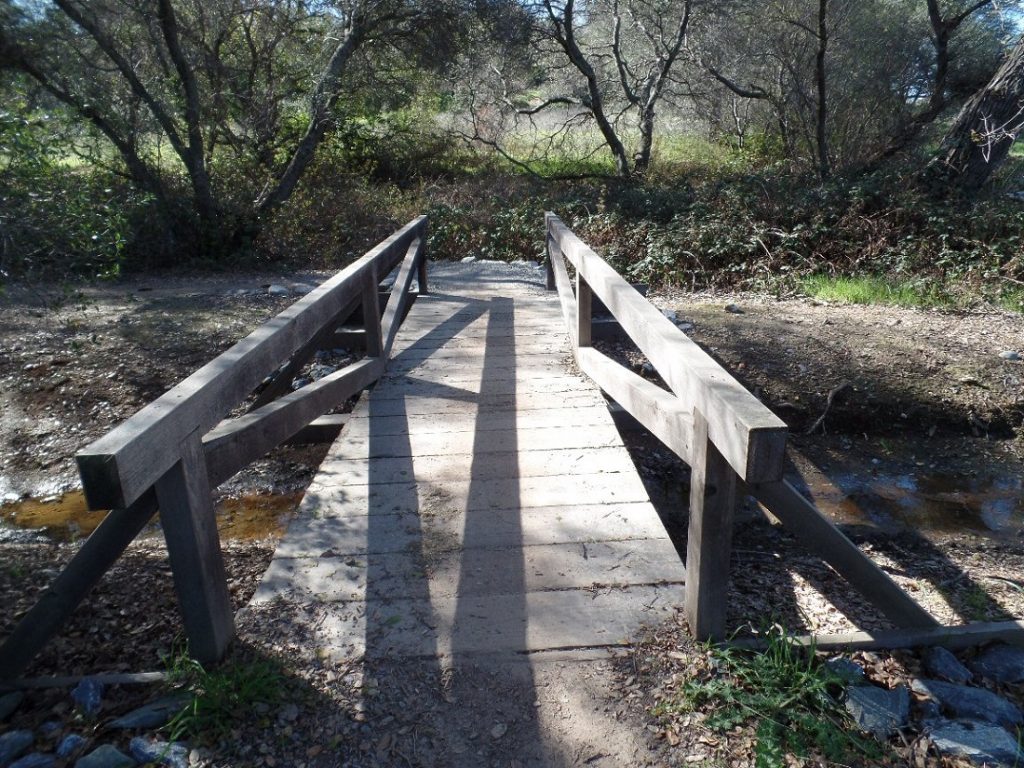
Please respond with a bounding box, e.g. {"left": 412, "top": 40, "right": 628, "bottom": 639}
{"left": 793, "top": 468, "right": 1024, "bottom": 535}
{"left": 0, "top": 490, "right": 303, "bottom": 542}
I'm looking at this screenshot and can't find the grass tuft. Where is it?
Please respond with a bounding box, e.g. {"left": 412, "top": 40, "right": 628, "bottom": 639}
{"left": 798, "top": 274, "right": 953, "bottom": 309}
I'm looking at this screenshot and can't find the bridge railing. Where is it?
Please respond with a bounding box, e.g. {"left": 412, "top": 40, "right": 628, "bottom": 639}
{"left": 0, "top": 216, "right": 428, "bottom": 679}
{"left": 545, "top": 213, "right": 938, "bottom": 640}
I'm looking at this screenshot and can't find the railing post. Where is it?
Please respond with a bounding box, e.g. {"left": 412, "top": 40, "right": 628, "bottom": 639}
{"left": 362, "top": 266, "right": 383, "bottom": 358}
{"left": 155, "top": 432, "right": 234, "bottom": 664}
{"left": 685, "top": 408, "right": 741, "bottom": 640}
{"left": 544, "top": 215, "right": 556, "bottom": 291}
{"left": 416, "top": 224, "right": 429, "bottom": 295}
{"left": 576, "top": 272, "right": 592, "bottom": 347}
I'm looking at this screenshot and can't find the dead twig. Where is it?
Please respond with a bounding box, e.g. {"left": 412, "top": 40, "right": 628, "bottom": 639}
{"left": 805, "top": 380, "right": 853, "bottom": 435}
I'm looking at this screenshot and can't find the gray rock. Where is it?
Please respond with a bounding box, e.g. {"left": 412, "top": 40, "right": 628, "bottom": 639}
{"left": 75, "top": 745, "right": 136, "bottom": 768}
{"left": 9, "top": 755, "right": 55, "bottom": 768}
{"left": 0, "top": 692, "right": 23, "bottom": 722}
{"left": 844, "top": 684, "right": 909, "bottom": 738}
{"left": 677, "top": 322, "right": 694, "bottom": 332}
{"left": 825, "top": 657, "right": 865, "bottom": 683}
{"left": 927, "top": 719, "right": 1024, "bottom": 767}
{"left": 911, "top": 679, "right": 1023, "bottom": 730}
{"left": 0, "top": 731, "right": 34, "bottom": 766}
{"left": 460, "top": 256, "right": 476, "bottom": 263}
{"left": 267, "top": 284, "right": 290, "bottom": 296}
{"left": 290, "top": 283, "right": 315, "bottom": 295}
{"left": 109, "top": 693, "right": 191, "bottom": 729}
{"left": 660, "top": 309, "right": 678, "bottom": 323}
{"left": 56, "top": 735, "right": 87, "bottom": 759}
{"left": 969, "top": 644, "right": 1024, "bottom": 683}
{"left": 999, "top": 351, "right": 1022, "bottom": 361}
{"left": 724, "top": 303, "right": 744, "bottom": 314}
{"left": 641, "top": 362, "right": 655, "bottom": 376}
{"left": 128, "top": 738, "right": 187, "bottom": 768}
{"left": 36, "top": 724, "right": 60, "bottom": 738}
{"left": 924, "top": 646, "right": 972, "bottom": 684}
{"left": 71, "top": 679, "right": 104, "bottom": 716}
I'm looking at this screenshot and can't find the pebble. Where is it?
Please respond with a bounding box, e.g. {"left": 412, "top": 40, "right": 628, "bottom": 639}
{"left": 129, "top": 737, "right": 188, "bottom": 768}
{"left": 490, "top": 723, "right": 507, "bottom": 739}
{"left": 290, "top": 283, "right": 316, "bottom": 295}
{"left": 968, "top": 644, "right": 1024, "bottom": 683}
{"left": 267, "top": 284, "right": 290, "bottom": 296}
{"left": 109, "top": 693, "right": 191, "bottom": 729}
{"left": 71, "top": 679, "right": 104, "bottom": 716}
{"left": 677, "top": 322, "right": 694, "bottom": 332}
{"left": 844, "top": 684, "right": 909, "bottom": 738}
{"left": 74, "top": 744, "right": 136, "bottom": 768}
{"left": 0, "top": 691, "right": 23, "bottom": 722}
{"left": 924, "top": 646, "right": 972, "bottom": 684}
{"left": 56, "top": 735, "right": 87, "bottom": 759}
{"left": 927, "top": 718, "right": 1024, "bottom": 767}
{"left": 0, "top": 731, "right": 35, "bottom": 766}
{"left": 911, "top": 679, "right": 1023, "bottom": 730}
{"left": 278, "top": 703, "right": 300, "bottom": 722}
{"left": 999, "top": 351, "right": 1021, "bottom": 361}
{"left": 9, "top": 755, "right": 55, "bottom": 768}
{"left": 724, "top": 304, "right": 744, "bottom": 314}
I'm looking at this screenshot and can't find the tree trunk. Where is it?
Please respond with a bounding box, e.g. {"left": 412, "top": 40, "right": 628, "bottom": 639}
{"left": 929, "top": 35, "right": 1024, "bottom": 193}
{"left": 634, "top": 103, "right": 655, "bottom": 174}
{"left": 815, "top": 0, "right": 831, "bottom": 180}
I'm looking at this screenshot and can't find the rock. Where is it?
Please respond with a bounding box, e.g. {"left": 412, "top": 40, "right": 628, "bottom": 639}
{"left": 927, "top": 719, "right": 1024, "bottom": 767}
{"left": 290, "top": 283, "right": 315, "bottom": 295}
{"left": 129, "top": 737, "right": 187, "bottom": 768}
{"left": 0, "top": 731, "right": 34, "bottom": 766}
{"left": 9, "top": 755, "right": 55, "bottom": 768}
{"left": 267, "top": 284, "right": 290, "bottom": 296}
{"left": 641, "top": 362, "right": 655, "bottom": 376}
{"left": 71, "top": 679, "right": 104, "bottom": 716}
{"left": 36, "top": 724, "right": 60, "bottom": 738}
{"left": 460, "top": 256, "right": 476, "bottom": 263}
{"left": 724, "top": 303, "right": 744, "bottom": 314}
{"left": 278, "top": 703, "right": 299, "bottom": 722}
{"left": 999, "top": 351, "right": 1021, "bottom": 361}
{"left": 825, "top": 658, "right": 865, "bottom": 683}
{"left": 0, "top": 692, "right": 23, "bottom": 722}
{"left": 56, "top": 735, "right": 87, "bottom": 759}
{"left": 109, "top": 693, "right": 191, "bottom": 729}
{"left": 75, "top": 745, "right": 137, "bottom": 768}
{"left": 844, "top": 684, "right": 909, "bottom": 738}
{"left": 677, "top": 322, "right": 694, "bottom": 332}
{"left": 924, "top": 646, "right": 972, "bottom": 684}
{"left": 490, "top": 723, "right": 507, "bottom": 739}
{"left": 911, "top": 679, "right": 1023, "bottom": 730}
{"left": 969, "top": 644, "right": 1024, "bottom": 683}
{"left": 661, "top": 309, "right": 678, "bottom": 323}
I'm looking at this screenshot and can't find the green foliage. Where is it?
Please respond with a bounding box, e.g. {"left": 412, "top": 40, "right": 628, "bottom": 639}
{"left": 163, "top": 643, "right": 287, "bottom": 744}
{"left": 798, "top": 274, "right": 954, "bottom": 309}
{"left": 668, "top": 631, "right": 884, "bottom": 767}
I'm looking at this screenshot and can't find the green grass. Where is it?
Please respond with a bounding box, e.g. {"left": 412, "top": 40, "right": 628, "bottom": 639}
{"left": 996, "top": 287, "right": 1024, "bottom": 314}
{"left": 658, "top": 630, "right": 885, "bottom": 767}
{"left": 798, "top": 274, "right": 954, "bottom": 309}
{"left": 162, "top": 642, "right": 288, "bottom": 744}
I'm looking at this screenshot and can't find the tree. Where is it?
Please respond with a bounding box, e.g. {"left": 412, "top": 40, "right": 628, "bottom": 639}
{"left": 928, "top": 34, "right": 1024, "bottom": 193}
{"left": 0, "top": 0, "right": 465, "bottom": 257}
{"left": 459, "top": 0, "right": 693, "bottom": 179}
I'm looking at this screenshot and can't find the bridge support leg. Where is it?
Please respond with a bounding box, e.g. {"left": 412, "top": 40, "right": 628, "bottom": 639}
{"left": 685, "top": 409, "right": 741, "bottom": 641}
{"left": 156, "top": 432, "right": 235, "bottom": 664}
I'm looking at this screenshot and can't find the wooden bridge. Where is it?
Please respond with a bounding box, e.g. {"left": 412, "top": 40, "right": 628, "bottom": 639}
{"left": 2, "top": 214, "right": 1018, "bottom": 681}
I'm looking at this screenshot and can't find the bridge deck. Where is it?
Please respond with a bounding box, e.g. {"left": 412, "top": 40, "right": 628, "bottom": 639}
{"left": 250, "top": 263, "right": 687, "bottom": 660}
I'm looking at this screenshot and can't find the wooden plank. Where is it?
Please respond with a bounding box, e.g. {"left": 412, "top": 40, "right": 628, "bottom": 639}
{"left": 328, "top": 327, "right": 366, "bottom": 351}
{"left": 547, "top": 214, "right": 786, "bottom": 484}
{"left": 730, "top": 621, "right": 1024, "bottom": 652}
{"left": 381, "top": 237, "right": 423, "bottom": 358}
{"left": 362, "top": 268, "right": 383, "bottom": 358}
{"left": 203, "top": 358, "right": 383, "bottom": 487}
{"left": 577, "top": 273, "right": 592, "bottom": 347}
{"left": 2, "top": 671, "right": 166, "bottom": 691}
{"left": 0, "top": 491, "right": 158, "bottom": 680}
{"left": 685, "top": 410, "right": 740, "bottom": 640}
{"left": 417, "top": 237, "right": 429, "bottom": 294}
{"left": 77, "top": 216, "right": 426, "bottom": 510}
{"left": 578, "top": 348, "right": 692, "bottom": 463}
{"left": 155, "top": 432, "right": 234, "bottom": 664}
{"left": 752, "top": 480, "right": 938, "bottom": 629}
{"left": 283, "top": 414, "right": 348, "bottom": 445}
{"left": 546, "top": 221, "right": 579, "bottom": 352}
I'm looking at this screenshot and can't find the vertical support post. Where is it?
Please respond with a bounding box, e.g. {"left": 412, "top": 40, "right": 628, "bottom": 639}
{"left": 576, "top": 272, "right": 592, "bottom": 347}
{"left": 416, "top": 234, "right": 429, "bottom": 295}
{"left": 685, "top": 409, "right": 741, "bottom": 640}
{"left": 362, "top": 266, "right": 383, "bottom": 358}
{"left": 544, "top": 214, "right": 556, "bottom": 291}
{"left": 155, "top": 432, "right": 234, "bottom": 664}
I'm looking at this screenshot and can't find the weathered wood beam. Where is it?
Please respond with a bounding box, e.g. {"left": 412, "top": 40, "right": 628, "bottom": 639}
{"left": 77, "top": 216, "right": 427, "bottom": 510}
{"left": 730, "top": 621, "right": 1024, "bottom": 652}
{"left": 380, "top": 238, "right": 423, "bottom": 358}
{"left": 546, "top": 225, "right": 579, "bottom": 353}
{"left": 686, "top": 409, "right": 741, "bottom": 640}
{"left": 577, "top": 348, "right": 692, "bottom": 462}
{"left": 547, "top": 213, "right": 786, "bottom": 484}
{"left": 283, "top": 414, "right": 348, "bottom": 445}
{"left": 752, "top": 480, "right": 939, "bottom": 629}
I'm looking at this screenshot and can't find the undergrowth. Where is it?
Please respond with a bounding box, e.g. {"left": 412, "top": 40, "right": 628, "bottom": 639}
{"left": 663, "top": 630, "right": 886, "bottom": 767}
{"left": 797, "top": 274, "right": 955, "bottom": 309}
{"left": 162, "top": 642, "right": 287, "bottom": 744}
